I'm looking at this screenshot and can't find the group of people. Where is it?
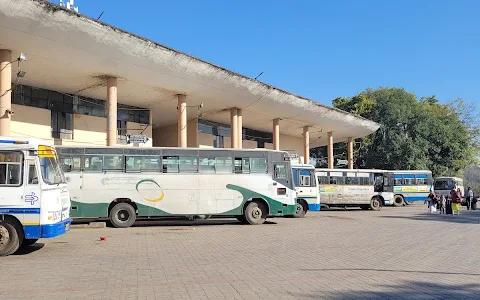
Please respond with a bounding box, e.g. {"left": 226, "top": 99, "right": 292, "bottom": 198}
{"left": 426, "top": 187, "right": 477, "bottom": 215}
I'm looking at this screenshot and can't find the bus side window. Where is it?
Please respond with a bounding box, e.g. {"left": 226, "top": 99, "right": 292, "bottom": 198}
{"left": 274, "top": 163, "right": 287, "bottom": 179}
{"left": 234, "top": 158, "right": 250, "bottom": 174}
{"left": 0, "top": 151, "right": 23, "bottom": 186}
{"left": 28, "top": 160, "right": 38, "bottom": 184}
{"left": 250, "top": 158, "right": 267, "bottom": 173}
{"left": 299, "top": 170, "right": 311, "bottom": 186}
{"left": 394, "top": 175, "right": 403, "bottom": 186}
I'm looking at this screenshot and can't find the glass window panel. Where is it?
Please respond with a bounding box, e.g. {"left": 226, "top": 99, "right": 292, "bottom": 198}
{"left": 162, "top": 156, "right": 179, "bottom": 173}
{"left": 274, "top": 163, "right": 287, "bottom": 179}
{"left": 84, "top": 156, "right": 103, "bottom": 172}
{"left": 103, "top": 155, "right": 122, "bottom": 170}
{"left": 250, "top": 158, "right": 267, "bottom": 173}
{"left": 215, "top": 157, "right": 232, "bottom": 173}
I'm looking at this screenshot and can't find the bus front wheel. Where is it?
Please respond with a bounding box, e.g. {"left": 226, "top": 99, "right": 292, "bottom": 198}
{"left": 244, "top": 201, "right": 267, "bottom": 225}
{"left": 110, "top": 203, "right": 137, "bottom": 228}
{"left": 370, "top": 197, "right": 382, "bottom": 211}
{"left": 393, "top": 195, "right": 405, "bottom": 207}
{"left": 293, "top": 200, "right": 307, "bottom": 218}
{"left": 0, "top": 220, "right": 22, "bottom": 256}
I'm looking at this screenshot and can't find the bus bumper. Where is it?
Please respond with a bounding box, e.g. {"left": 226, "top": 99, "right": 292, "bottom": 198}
{"left": 308, "top": 204, "right": 321, "bottom": 211}
{"left": 41, "top": 218, "right": 71, "bottom": 238}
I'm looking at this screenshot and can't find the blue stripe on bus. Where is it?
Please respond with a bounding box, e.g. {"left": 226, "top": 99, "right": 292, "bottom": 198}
{"left": 24, "top": 225, "right": 41, "bottom": 239}
{"left": 403, "top": 196, "right": 429, "bottom": 201}
{"left": 0, "top": 208, "right": 40, "bottom": 214}
{"left": 24, "top": 219, "right": 72, "bottom": 239}
{"left": 308, "top": 204, "right": 321, "bottom": 211}
{"left": 403, "top": 174, "right": 415, "bottom": 179}
{"left": 416, "top": 174, "right": 427, "bottom": 179}
{"left": 394, "top": 175, "right": 403, "bottom": 179}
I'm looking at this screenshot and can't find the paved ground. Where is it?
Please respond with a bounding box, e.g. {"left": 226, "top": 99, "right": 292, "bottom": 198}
{"left": 1, "top": 204, "right": 480, "bottom": 300}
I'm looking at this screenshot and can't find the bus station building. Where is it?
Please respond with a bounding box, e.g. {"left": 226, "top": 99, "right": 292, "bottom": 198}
{"left": 0, "top": 0, "right": 380, "bottom": 167}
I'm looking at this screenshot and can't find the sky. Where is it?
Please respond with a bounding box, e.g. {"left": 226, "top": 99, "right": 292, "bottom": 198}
{"left": 59, "top": 0, "right": 480, "bottom": 107}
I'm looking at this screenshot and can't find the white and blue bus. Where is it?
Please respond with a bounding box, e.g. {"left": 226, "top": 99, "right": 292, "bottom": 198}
{"left": 0, "top": 137, "right": 71, "bottom": 256}
{"left": 391, "top": 170, "right": 433, "bottom": 206}
{"left": 292, "top": 164, "right": 320, "bottom": 217}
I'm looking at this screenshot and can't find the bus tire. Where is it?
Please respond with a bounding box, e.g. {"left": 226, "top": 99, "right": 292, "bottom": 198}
{"left": 393, "top": 195, "right": 405, "bottom": 207}
{"left": 244, "top": 201, "right": 267, "bottom": 225}
{"left": 370, "top": 197, "right": 382, "bottom": 211}
{"left": 21, "top": 239, "right": 39, "bottom": 248}
{"left": 109, "top": 203, "right": 136, "bottom": 228}
{"left": 293, "top": 200, "right": 307, "bottom": 218}
{"left": 197, "top": 215, "right": 212, "bottom": 220}
{"left": 0, "top": 220, "right": 22, "bottom": 256}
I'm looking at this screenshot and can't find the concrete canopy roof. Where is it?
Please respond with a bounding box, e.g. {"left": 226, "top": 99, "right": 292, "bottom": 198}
{"left": 0, "top": 0, "right": 380, "bottom": 148}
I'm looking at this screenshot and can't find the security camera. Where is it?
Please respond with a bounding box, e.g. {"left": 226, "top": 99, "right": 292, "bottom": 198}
{"left": 18, "top": 52, "right": 27, "bottom": 62}
{"left": 6, "top": 109, "right": 14, "bottom": 115}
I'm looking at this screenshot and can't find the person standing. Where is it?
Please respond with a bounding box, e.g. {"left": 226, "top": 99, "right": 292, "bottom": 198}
{"left": 451, "top": 187, "right": 462, "bottom": 215}
{"left": 426, "top": 190, "right": 437, "bottom": 214}
{"left": 439, "top": 195, "right": 446, "bottom": 214}
{"left": 465, "top": 187, "right": 473, "bottom": 210}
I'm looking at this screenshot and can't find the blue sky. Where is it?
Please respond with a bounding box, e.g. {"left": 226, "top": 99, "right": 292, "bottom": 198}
{"left": 62, "top": 0, "right": 479, "bottom": 106}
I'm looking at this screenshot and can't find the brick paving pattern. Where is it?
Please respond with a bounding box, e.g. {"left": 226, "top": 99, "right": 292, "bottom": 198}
{"left": 1, "top": 204, "right": 480, "bottom": 300}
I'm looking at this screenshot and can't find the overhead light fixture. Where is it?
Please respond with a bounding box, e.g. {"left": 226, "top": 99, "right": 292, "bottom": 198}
{"left": 18, "top": 52, "right": 27, "bottom": 62}
{"left": 17, "top": 71, "right": 26, "bottom": 78}
{"left": 199, "top": 102, "right": 204, "bottom": 108}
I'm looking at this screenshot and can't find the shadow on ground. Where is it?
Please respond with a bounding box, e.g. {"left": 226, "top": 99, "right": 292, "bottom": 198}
{"left": 13, "top": 243, "right": 45, "bottom": 256}
{"left": 295, "top": 278, "right": 480, "bottom": 300}
{"left": 380, "top": 210, "right": 480, "bottom": 224}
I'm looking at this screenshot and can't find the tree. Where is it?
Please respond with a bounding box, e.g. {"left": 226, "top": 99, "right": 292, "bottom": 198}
{"left": 312, "top": 87, "right": 479, "bottom": 176}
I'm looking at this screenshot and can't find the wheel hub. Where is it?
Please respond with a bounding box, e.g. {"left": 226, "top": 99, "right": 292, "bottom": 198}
{"left": 0, "top": 226, "right": 10, "bottom": 246}
{"left": 251, "top": 208, "right": 261, "bottom": 219}
{"left": 296, "top": 204, "right": 302, "bottom": 213}
{"left": 118, "top": 210, "right": 129, "bottom": 222}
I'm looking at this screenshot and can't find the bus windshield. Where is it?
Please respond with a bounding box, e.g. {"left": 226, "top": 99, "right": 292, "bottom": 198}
{"left": 434, "top": 179, "right": 455, "bottom": 190}
{"left": 38, "top": 146, "right": 65, "bottom": 185}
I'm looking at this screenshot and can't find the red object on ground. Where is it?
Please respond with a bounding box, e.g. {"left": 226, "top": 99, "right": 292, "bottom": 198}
{"left": 100, "top": 237, "right": 106, "bottom": 241}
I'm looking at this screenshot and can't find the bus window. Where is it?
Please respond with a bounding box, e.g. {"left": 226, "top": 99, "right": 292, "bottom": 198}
{"left": 103, "top": 155, "right": 123, "bottom": 170}
{"left": 84, "top": 156, "right": 103, "bottom": 172}
{"left": 234, "top": 158, "right": 250, "bottom": 174}
{"left": 394, "top": 175, "right": 403, "bottom": 186}
{"left": 215, "top": 157, "right": 232, "bottom": 173}
{"left": 318, "top": 176, "right": 329, "bottom": 184}
{"left": 126, "top": 156, "right": 160, "bottom": 172}
{"left": 28, "top": 160, "right": 39, "bottom": 184}
{"left": 274, "top": 163, "right": 287, "bottom": 179}
{"left": 199, "top": 157, "right": 215, "bottom": 173}
{"left": 403, "top": 175, "right": 415, "bottom": 185}
{"left": 299, "top": 170, "right": 311, "bottom": 186}
{"left": 179, "top": 157, "right": 198, "bottom": 173}
{"left": 415, "top": 174, "right": 428, "bottom": 185}
{"left": 250, "top": 158, "right": 267, "bottom": 173}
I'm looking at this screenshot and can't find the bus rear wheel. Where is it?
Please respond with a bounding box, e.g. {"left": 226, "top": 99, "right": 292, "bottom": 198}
{"left": 110, "top": 203, "right": 136, "bottom": 228}
{"left": 370, "top": 197, "right": 382, "bottom": 211}
{"left": 0, "top": 220, "right": 22, "bottom": 256}
{"left": 293, "top": 200, "right": 307, "bottom": 218}
{"left": 393, "top": 195, "right": 405, "bottom": 207}
{"left": 244, "top": 201, "right": 267, "bottom": 225}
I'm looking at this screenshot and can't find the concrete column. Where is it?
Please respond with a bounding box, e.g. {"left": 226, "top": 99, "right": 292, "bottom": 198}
{"left": 327, "top": 131, "right": 334, "bottom": 169}
{"left": 273, "top": 118, "right": 280, "bottom": 150}
{"left": 237, "top": 108, "right": 243, "bottom": 149}
{"left": 230, "top": 108, "right": 238, "bottom": 148}
{"left": 106, "top": 77, "right": 117, "bottom": 146}
{"left": 348, "top": 137, "right": 354, "bottom": 169}
{"left": 177, "top": 94, "right": 187, "bottom": 147}
{"left": 303, "top": 126, "right": 310, "bottom": 165}
{"left": 0, "top": 50, "right": 12, "bottom": 136}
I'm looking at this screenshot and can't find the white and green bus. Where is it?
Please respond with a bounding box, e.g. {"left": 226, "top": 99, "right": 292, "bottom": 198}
{"left": 56, "top": 146, "right": 297, "bottom": 227}
{"left": 0, "top": 137, "right": 71, "bottom": 256}
{"left": 315, "top": 168, "right": 394, "bottom": 210}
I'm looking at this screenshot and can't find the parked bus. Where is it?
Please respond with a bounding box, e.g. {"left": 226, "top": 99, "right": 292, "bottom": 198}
{"left": 0, "top": 137, "right": 71, "bottom": 256}
{"left": 56, "top": 146, "right": 296, "bottom": 227}
{"left": 292, "top": 164, "right": 320, "bottom": 217}
{"left": 390, "top": 170, "right": 433, "bottom": 206}
{"left": 315, "top": 168, "right": 393, "bottom": 210}
{"left": 433, "top": 176, "right": 464, "bottom": 199}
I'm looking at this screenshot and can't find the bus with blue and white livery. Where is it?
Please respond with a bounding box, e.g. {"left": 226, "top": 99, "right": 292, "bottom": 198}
{"left": 0, "top": 137, "right": 71, "bottom": 256}
{"left": 292, "top": 164, "right": 320, "bottom": 217}
{"left": 390, "top": 170, "right": 433, "bottom": 206}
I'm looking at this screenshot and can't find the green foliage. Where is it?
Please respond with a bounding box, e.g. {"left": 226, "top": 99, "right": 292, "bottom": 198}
{"left": 314, "top": 87, "right": 479, "bottom": 177}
